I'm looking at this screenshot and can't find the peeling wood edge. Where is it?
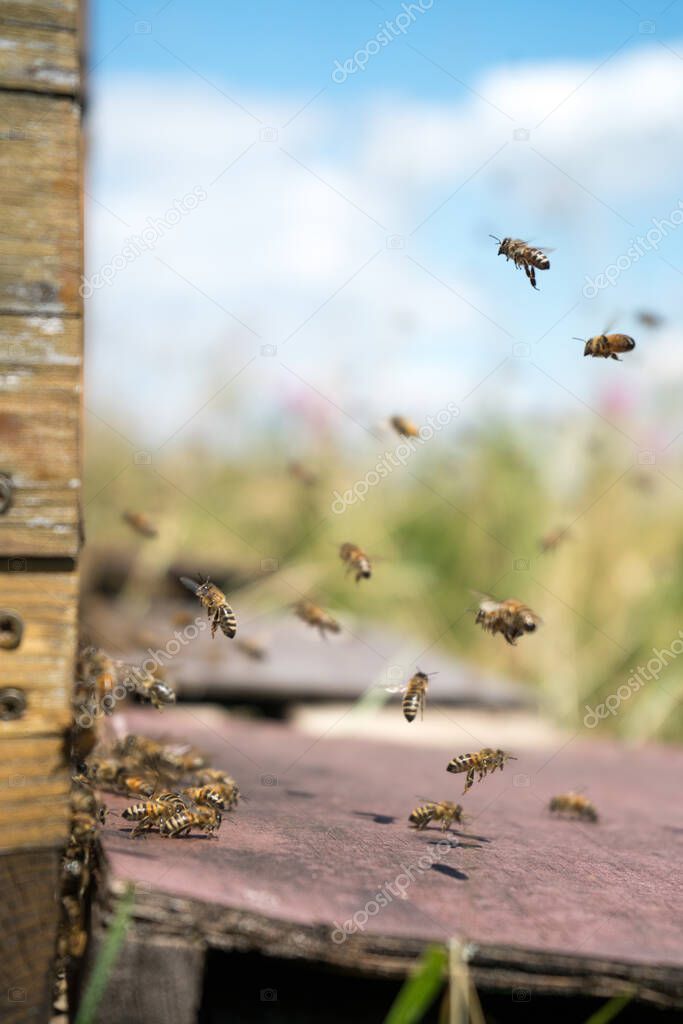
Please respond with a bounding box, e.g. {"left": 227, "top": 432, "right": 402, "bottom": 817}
{"left": 97, "top": 873, "right": 683, "bottom": 1008}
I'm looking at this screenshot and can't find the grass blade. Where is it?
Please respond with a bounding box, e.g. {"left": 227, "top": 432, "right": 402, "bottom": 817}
{"left": 74, "top": 885, "right": 135, "bottom": 1024}
{"left": 584, "top": 995, "right": 634, "bottom": 1024}
{"left": 384, "top": 945, "right": 447, "bottom": 1024}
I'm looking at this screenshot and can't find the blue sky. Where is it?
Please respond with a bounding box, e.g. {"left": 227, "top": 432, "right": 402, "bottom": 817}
{"left": 85, "top": 1, "right": 683, "bottom": 453}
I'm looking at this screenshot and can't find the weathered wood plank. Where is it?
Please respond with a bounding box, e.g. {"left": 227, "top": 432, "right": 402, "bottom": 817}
{"left": 0, "top": 1, "right": 78, "bottom": 32}
{"left": 0, "top": 316, "right": 81, "bottom": 555}
{"left": 94, "top": 707, "right": 683, "bottom": 1009}
{"left": 0, "top": 569, "right": 78, "bottom": 737}
{"left": 84, "top": 902, "right": 206, "bottom": 1024}
{"left": 0, "top": 19, "right": 79, "bottom": 94}
{"left": 0, "top": 735, "right": 70, "bottom": 849}
{"left": 0, "top": 847, "right": 61, "bottom": 1023}
{"left": 0, "top": 93, "right": 81, "bottom": 315}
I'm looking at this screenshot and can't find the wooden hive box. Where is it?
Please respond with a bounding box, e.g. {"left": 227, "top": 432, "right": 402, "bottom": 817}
{"left": 0, "top": 3, "right": 83, "bottom": 1021}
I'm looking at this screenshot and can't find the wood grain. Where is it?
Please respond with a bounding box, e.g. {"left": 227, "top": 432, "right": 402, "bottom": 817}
{"left": 0, "top": 736, "right": 70, "bottom": 850}
{"left": 94, "top": 707, "right": 683, "bottom": 1009}
{"left": 0, "top": 569, "right": 78, "bottom": 737}
{"left": 84, "top": 901, "right": 205, "bottom": 1024}
{"left": 0, "top": 18, "right": 79, "bottom": 94}
{"left": 0, "top": 93, "right": 81, "bottom": 315}
{"left": 0, "top": 316, "right": 81, "bottom": 555}
{"left": 0, "top": 847, "right": 61, "bottom": 1023}
{"left": 0, "top": 1, "right": 78, "bottom": 32}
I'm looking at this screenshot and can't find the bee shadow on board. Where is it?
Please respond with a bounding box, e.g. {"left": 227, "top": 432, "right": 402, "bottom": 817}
{"left": 430, "top": 863, "right": 469, "bottom": 881}
{"left": 352, "top": 811, "right": 397, "bottom": 825}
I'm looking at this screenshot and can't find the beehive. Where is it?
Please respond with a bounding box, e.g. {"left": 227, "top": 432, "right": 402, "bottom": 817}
{"left": 0, "top": 3, "right": 83, "bottom": 1020}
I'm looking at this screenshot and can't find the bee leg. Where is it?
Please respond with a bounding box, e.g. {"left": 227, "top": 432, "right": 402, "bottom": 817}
{"left": 210, "top": 613, "right": 218, "bottom": 638}
{"left": 525, "top": 264, "right": 538, "bottom": 290}
{"left": 611, "top": 354, "right": 622, "bottom": 361}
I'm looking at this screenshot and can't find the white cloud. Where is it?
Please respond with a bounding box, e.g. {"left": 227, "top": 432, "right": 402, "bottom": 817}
{"left": 86, "top": 43, "right": 683, "bottom": 448}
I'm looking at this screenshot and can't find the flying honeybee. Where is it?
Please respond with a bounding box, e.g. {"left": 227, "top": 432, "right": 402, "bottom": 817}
{"left": 401, "top": 670, "right": 433, "bottom": 723}
{"left": 288, "top": 460, "right": 318, "bottom": 486}
{"left": 122, "top": 510, "right": 158, "bottom": 538}
{"left": 447, "top": 748, "right": 517, "bottom": 793}
{"left": 409, "top": 800, "right": 464, "bottom": 832}
{"left": 474, "top": 595, "right": 542, "bottom": 646}
{"left": 490, "top": 235, "right": 550, "bottom": 290}
{"left": 294, "top": 599, "right": 340, "bottom": 636}
{"left": 539, "top": 526, "right": 571, "bottom": 553}
{"left": 636, "top": 310, "right": 664, "bottom": 329}
{"left": 235, "top": 636, "right": 267, "bottom": 661}
{"left": 180, "top": 574, "right": 237, "bottom": 638}
{"left": 549, "top": 792, "right": 598, "bottom": 823}
{"left": 573, "top": 331, "right": 635, "bottom": 361}
{"left": 389, "top": 415, "right": 420, "bottom": 439}
{"left": 339, "top": 542, "right": 372, "bottom": 582}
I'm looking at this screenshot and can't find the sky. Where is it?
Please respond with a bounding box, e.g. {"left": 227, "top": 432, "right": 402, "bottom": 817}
{"left": 85, "top": 0, "right": 683, "bottom": 453}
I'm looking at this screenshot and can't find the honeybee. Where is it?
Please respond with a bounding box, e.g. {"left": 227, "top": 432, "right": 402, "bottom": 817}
{"left": 159, "top": 804, "right": 221, "bottom": 838}
{"left": 636, "top": 310, "right": 664, "bottom": 328}
{"left": 490, "top": 235, "right": 550, "bottom": 290}
{"left": 122, "top": 510, "right": 158, "bottom": 538}
{"left": 539, "top": 526, "right": 571, "bottom": 553}
{"left": 129, "top": 665, "right": 176, "bottom": 710}
{"left": 409, "top": 800, "right": 463, "bottom": 832}
{"left": 193, "top": 770, "right": 240, "bottom": 808}
{"left": 474, "top": 595, "right": 542, "bottom": 646}
{"left": 59, "top": 895, "right": 88, "bottom": 959}
{"left": 123, "top": 792, "right": 187, "bottom": 836}
{"left": 401, "top": 670, "right": 433, "bottom": 723}
{"left": 180, "top": 574, "right": 237, "bottom": 639}
{"left": 182, "top": 785, "right": 227, "bottom": 810}
{"left": 549, "top": 792, "right": 598, "bottom": 823}
{"left": 294, "top": 599, "right": 340, "bottom": 636}
{"left": 389, "top": 415, "right": 420, "bottom": 439}
{"left": 288, "top": 460, "right": 318, "bottom": 486}
{"left": 119, "top": 774, "right": 156, "bottom": 797}
{"left": 573, "top": 331, "right": 635, "bottom": 361}
{"left": 339, "top": 542, "right": 372, "bottom": 582}
{"left": 77, "top": 646, "right": 118, "bottom": 713}
{"left": 447, "top": 748, "right": 517, "bottom": 793}
{"left": 235, "top": 636, "right": 267, "bottom": 660}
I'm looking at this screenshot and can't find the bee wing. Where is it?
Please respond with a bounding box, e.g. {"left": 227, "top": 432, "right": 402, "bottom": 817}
{"left": 179, "top": 576, "right": 200, "bottom": 595}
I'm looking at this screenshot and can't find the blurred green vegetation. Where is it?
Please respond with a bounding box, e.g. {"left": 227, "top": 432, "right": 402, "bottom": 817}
{"left": 84, "top": 414, "right": 683, "bottom": 743}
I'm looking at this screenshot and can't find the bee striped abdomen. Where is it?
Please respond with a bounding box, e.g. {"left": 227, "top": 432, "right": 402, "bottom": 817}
{"left": 159, "top": 810, "right": 193, "bottom": 837}
{"left": 214, "top": 604, "right": 237, "bottom": 638}
{"left": 529, "top": 247, "right": 549, "bottom": 269}
{"left": 402, "top": 672, "right": 428, "bottom": 723}
{"left": 183, "top": 785, "right": 226, "bottom": 810}
{"left": 409, "top": 804, "right": 436, "bottom": 830}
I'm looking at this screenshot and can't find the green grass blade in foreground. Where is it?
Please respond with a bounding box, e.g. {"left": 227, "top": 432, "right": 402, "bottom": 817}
{"left": 583, "top": 995, "right": 634, "bottom": 1024}
{"left": 384, "top": 945, "right": 447, "bottom": 1024}
{"left": 74, "top": 885, "right": 135, "bottom": 1024}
